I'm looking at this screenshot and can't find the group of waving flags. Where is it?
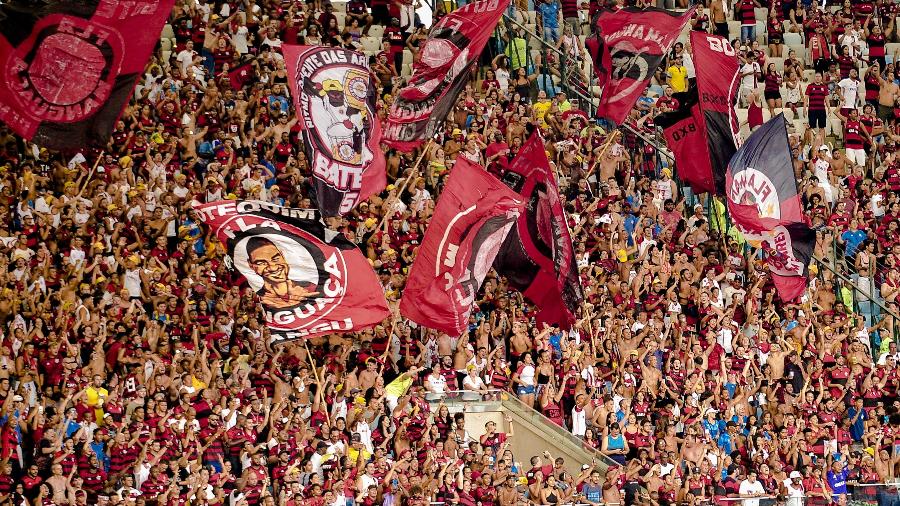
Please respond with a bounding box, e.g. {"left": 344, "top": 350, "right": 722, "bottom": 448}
{"left": 588, "top": 8, "right": 813, "bottom": 301}
{"left": 0, "top": 0, "right": 813, "bottom": 343}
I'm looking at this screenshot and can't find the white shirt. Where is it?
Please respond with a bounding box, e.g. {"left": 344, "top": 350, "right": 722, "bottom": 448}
{"left": 740, "top": 62, "right": 759, "bottom": 89}
{"left": 739, "top": 479, "right": 766, "bottom": 506}
{"left": 837, "top": 78, "right": 859, "bottom": 109}
{"left": 571, "top": 406, "right": 586, "bottom": 436}
{"left": 426, "top": 373, "right": 447, "bottom": 393}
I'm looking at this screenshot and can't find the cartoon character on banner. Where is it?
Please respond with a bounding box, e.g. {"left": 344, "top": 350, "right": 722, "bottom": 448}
{"left": 304, "top": 68, "right": 371, "bottom": 165}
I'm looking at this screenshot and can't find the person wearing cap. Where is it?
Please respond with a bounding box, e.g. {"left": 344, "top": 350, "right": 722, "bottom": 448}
{"left": 783, "top": 470, "right": 805, "bottom": 506}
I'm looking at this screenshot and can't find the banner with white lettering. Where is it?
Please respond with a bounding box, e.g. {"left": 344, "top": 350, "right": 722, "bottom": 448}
{"left": 382, "top": 0, "right": 510, "bottom": 151}
{"left": 589, "top": 7, "right": 694, "bottom": 125}
{"left": 195, "top": 200, "right": 389, "bottom": 344}
{"left": 0, "top": 0, "right": 177, "bottom": 149}
{"left": 400, "top": 158, "right": 523, "bottom": 335}
{"left": 283, "top": 45, "right": 386, "bottom": 216}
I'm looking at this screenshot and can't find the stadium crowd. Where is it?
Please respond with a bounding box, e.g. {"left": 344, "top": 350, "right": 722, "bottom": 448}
{"left": 2, "top": 0, "right": 900, "bottom": 505}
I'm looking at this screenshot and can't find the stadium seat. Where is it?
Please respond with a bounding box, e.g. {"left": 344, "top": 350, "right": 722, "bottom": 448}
{"left": 160, "top": 38, "right": 172, "bottom": 52}
{"left": 332, "top": 1, "right": 347, "bottom": 12}
{"left": 402, "top": 50, "right": 413, "bottom": 66}
{"left": 368, "top": 24, "right": 385, "bottom": 40}
{"left": 783, "top": 32, "right": 802, "bottom": 47}
{"left": 161, "top": 23, "right": 175, "bottom": 40}
{"left": 335, "top": 12, "right": 345, "bottom": 27}
{"left": 360, "top": 37, "right": 381, "bottom": 53}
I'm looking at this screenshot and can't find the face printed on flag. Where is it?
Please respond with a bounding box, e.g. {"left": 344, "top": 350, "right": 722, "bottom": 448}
{"left": 196, "top": 200, "right": 389, "bottom": 343}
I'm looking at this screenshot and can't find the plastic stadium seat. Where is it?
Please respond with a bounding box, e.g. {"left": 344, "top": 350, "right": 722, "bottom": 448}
{"left": 768, "top": 57, "right": 784, "bottom": 72}
{"left": 335, "top": 12, "right": 345, "bottom": 27}
{"left": 887, "top": 43, "right": 900, "bottom": 59}
{"left": 368, "top": 24, "right": 385, "bottom": 40}
{"left": 360, "top": 37, "right": 381, "bottom": 53}
{"left": 162, "top": 50, "right": 171, "bottom": 62}
{"left": 332, "top": 2, "right": 347, "bottom": 12}
{"left": 754, "top": 8, "right": 769, "bottom": 22}
{"left": 783, "top": 32, "right": 803, "bottom": 47}
{"left": 402, "top": 50, "right": 413, "bottom": 66}
{"left": 161, "top": 24, "right": 175, "bottom": 39}
{"left": 160, "top": 38, "right": 172, "bottom": 52}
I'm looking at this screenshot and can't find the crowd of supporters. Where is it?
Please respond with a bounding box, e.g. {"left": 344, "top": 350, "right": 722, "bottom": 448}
{"left": 2, "top": 0, "right": 900, "bottom": 505}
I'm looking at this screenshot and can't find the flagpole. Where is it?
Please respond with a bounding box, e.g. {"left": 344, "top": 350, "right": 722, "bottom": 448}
{"left": 373, "top": 139, "right": 434, "bottom": 232}
{"left": 303, "top": 340, "right": 331, "bottom": 425}
{"left": 78, "top": 151, "right": 105, "bottom": 197}
{"left": 572, "top": 131, "right": 621, "bottom": 233}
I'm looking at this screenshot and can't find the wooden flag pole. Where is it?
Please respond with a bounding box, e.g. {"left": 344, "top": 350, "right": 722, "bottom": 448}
{"left": 303, "top": 340, "right": 331, "bottom": 425}
{"left": 78, "top": 151, "right": 105, "bottom": 196}
{"left": 373, "top": 139, "right": 435, "bottom": 232}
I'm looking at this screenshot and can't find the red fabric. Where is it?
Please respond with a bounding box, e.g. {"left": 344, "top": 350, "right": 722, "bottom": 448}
{"left": 493, "top": 133, "right": 584, "bottom": 329}
{"left": 0, "top": 0, "right": 177, "bottom": 149}
{"left": 383, "top": 0, "right": 510, "bottom": 151}
{"left": 593, "top": 7, "right": 695, "bottom": 124}
{"left": 282, "top": 45, "right": 386, "bottom": 216}
{"left": 400, "top": 158, "right": 524, "bottom": 335}
{"left": 195, "top": 200, "right": 389, "bottom": 343}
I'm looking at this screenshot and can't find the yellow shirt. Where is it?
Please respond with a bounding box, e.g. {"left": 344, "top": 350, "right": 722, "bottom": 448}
{"left": 85, "top": 386, "right": 108, "bottom": 423}
{"left": 348, "top": 446, "right": 373, "bottom": 465}
{"left": 385, "top": 374, "right": 414, "bottom": 398}
{"left": 667, "top": 65, "right": 688, "bottom": 92}
{"left": 533, "top": 100, "right": 552, "bottom": 125}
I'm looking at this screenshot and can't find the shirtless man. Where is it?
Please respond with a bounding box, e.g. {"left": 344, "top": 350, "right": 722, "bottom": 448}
{"left": 710, "top": 0, "right": 728, "bottom": 38}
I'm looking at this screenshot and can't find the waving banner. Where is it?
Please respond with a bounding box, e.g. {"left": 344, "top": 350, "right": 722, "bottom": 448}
{"left": 0, "top": 0, "right": 177, "bottom": 149}
{"left": 692, "top": 31, "right": 740, "bottom": 193}
{"left": 195, "top": 200, "right": 389, "bottom": 344}
{"left": 495, "top": 133, "right": 583, "bottom": 329}
{"left": 762, "top": 223, "right": 815, "bottom": 302}
{"left": 725, "top": 114, "right": 812, "bottom": 301}
{"left": 590, "top": 7, "right": 694, "bottom": 125}
{"left": 383, "top": 0, "right": 510, "bottom": 151}
{"left": 656, "top": 89, "right": 717, "bottom": 194}
{"left": 283, "top": 45, "right": 386, "bottom": 216}
{"left": 400, "top": 158, "right": 523, "bottom": 335}
{"left": 725, "top": 114, "right": 803, "bottom": 234}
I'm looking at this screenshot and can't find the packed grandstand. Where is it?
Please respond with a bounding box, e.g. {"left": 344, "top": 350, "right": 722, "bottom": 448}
{"left": 0, "top": 0, "right": 899, "bottom": 505}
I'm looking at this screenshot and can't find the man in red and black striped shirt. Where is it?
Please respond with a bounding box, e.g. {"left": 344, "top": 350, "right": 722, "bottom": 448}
{"left": 805, "top": 73, "right": 831, "bottom": 132}
{"left": 560, "top": 0, "right": 580, "bottom": 35}
{"left": 837, "top": 107, "right": 873, "bottom": 167}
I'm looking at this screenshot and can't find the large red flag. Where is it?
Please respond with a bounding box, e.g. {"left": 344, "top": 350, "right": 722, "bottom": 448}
{"left": 692, "top": 31, "right": 740, "bottom": 193}
{"left": 0, "top": 0, "right": 177, "bottom": 149}
{"left": 383, "top": 0, "right": 509, "bottom": 151}
{"left": 195, "top": 200, "right": 389, "bottom": 344}
{"left": 283, "top": 45, "right": 386, "bottom": 217}
{"left": 494, "top": 133, "right": 583, "bottom": 329}
{"left": 400, "top": 158, "right": 523, "bottom": 335}
{"left": 589, "top": 7, "right": 694, "bottom": 125}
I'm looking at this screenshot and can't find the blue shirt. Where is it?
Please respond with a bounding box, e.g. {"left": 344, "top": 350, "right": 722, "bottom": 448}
{"left": 717, "top": 431, "right": 733, "bottom": 453}
{"left": 538, "top": 1, "right": 560, "bottom": 28}
{"left": 841, "top": 229, "right": 867, "bottom": 257}
{"left": 848, "top": 407, "right": 867, "bottom": 441}
{"left": 583, "top": 484, "right": 603, "bottom": 503}
{"left": 827, "top": 467, "right": 848, "bottom": 495}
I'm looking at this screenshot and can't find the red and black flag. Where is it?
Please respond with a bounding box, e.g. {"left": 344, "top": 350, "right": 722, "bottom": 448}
{"left": 656, "top": 88, "right": 718, "bottom": 194}
{"left": 383, "top": 0, "right": 509, "bottom": 151}
{"left": 691, "top": 31, "right": 740, "bottom": 191}
{"left": 494, "top": 133, "right": 583, "bottom": 329}
{"left": 283, "top": 45, "right": 386, "bottom": 217}
{"left": 195, "top": 200, "right": 389, "bottom": 344}
{"left": 725, "top": 113, "right": 803, "bottom": 234}
{"left": 400, "top": 158, "right": 523, "bottom": 336}
{"left": 724, "top": 114, "right": 811, "bottom": 302}
{"left": 589, "top": 6, "right": 694, "bottom": 125}
{"left": 657, "top": 32, "right": 740, "bottom": 195}
{"left": 761, "top": 223, "right": 816, "bottom": 302}
{"left": 0, "top": 0, "right": 177, "bottom": 149}
{"left": 228, "top": 59, "right": 255, "bottom": 91}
